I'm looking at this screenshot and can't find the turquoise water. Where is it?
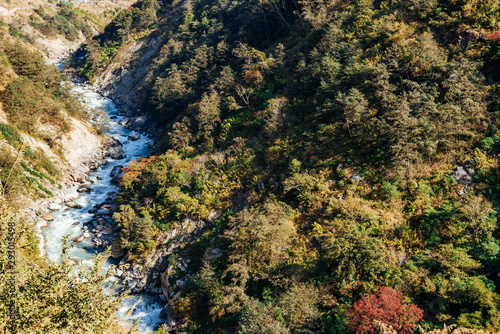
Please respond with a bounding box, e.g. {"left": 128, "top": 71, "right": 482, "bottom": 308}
{"left": 42, "top": 78, "right": 163, "bottom": 333}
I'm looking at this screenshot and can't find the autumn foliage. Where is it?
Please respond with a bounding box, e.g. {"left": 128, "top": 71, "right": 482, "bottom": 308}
{"left": 486, "top": 30, "right": 500, "bottom": 42}
{"left": 349, "top": 287, "right": 424, "bottom": 334}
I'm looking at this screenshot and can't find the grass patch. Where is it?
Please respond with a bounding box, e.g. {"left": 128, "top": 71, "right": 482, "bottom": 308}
{"left": 24, "top": 146, "right": 61, "bottom": 178}
{"left": 20, "top": 161, "right": 56, "bottom": 184}
{"left": 26, "top": 176, "right": 53, "bottom": 197}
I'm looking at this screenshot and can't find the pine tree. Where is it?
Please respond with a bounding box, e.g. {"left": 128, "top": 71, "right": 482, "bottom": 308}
{"left": 169, "top": 117, "right": 192, "bottom": 150}
{"left": 196, "top": 90, "right": 221, "bottom": 149}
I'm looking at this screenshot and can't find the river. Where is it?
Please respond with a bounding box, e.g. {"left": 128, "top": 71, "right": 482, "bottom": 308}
{"left": 41, "top": 69, "right": 163, "bottom": 332}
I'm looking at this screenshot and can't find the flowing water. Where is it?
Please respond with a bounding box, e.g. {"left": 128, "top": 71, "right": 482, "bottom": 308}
{"left": 42, "top": 67, "right": 163, "bottom": 332}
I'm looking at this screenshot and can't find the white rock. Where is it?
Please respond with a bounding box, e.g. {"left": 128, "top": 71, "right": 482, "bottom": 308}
{"left": 48, "top": 203, "right": 62, "bottom": 211}
{"left": 351, "top": 173, "right": 364, "bottom": 182}
{"left": 62, "top": 187, "right": 79, "bottom": 202}
{"left": 72, "top": 235, "right": 84, "bottom": 243}
{"left": 66, "top": 202, "right": 82, "bottom": 209}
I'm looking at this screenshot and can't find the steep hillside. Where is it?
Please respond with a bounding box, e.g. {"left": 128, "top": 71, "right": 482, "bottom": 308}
{"left": 0, "top": 26, "right": 102, "bottom": 208}
{"left": 75, "top": 0, "right": 500, "bottom": 333}
{"left": 0, "top": 1, "right": 142, "bottom": 333}
{"left": 0, "top": 0, "right": 138, "bottom": 206}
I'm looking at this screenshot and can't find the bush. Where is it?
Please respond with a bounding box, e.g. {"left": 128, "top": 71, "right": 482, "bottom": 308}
{"left": 0, "top": 123, "right": 22, "bottom": 147}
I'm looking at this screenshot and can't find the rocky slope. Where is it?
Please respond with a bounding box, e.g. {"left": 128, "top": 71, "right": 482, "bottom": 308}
{"left": 92, "top": 32, "right": 164, "bottom": 111}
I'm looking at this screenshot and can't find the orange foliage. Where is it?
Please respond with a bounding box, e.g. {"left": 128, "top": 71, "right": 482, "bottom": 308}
{"left": 486, "top": 30, "right": 500, "bottom": 42}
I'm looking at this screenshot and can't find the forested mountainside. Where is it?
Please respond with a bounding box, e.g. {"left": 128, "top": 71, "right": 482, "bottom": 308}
{"left": 0, "top": 0, "right": 133, "bottom": 206}
{"left": 0, "top": 1, "right": 138, "bottom": 333}
{"left": 74, "top": 0, "right": 500, "bottom": 333}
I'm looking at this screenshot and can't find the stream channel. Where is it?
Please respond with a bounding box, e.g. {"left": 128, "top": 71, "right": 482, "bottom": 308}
{"left": 42, "top": 63, "right": 163, "bottom": 333}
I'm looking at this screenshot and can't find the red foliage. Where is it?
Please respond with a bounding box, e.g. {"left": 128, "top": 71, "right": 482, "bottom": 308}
{"left": 348, "top": 287, "right": 423, "bottom": 334}
{"left": 486, "top": 30, "right": 500, "bottom": 42}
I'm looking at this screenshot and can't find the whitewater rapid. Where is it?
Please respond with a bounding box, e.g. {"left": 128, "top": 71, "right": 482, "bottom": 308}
{"left": 41, "top": 76, "right": 163, "bottom": 332}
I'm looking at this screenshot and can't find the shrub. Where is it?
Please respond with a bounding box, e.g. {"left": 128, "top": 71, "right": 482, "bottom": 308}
{"left": 0, "top": 123, "right": 22, "bottom": 147}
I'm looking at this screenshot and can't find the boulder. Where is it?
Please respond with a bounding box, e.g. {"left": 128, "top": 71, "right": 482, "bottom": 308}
{"left": 108, "top": 147, "right": 126, "bottom": 160}
{"left": 111, "top": 166, "right": 124, "bottom": 183}
{"left": 107, "top": 137, "right": 123, "bottom": 149}
{"left": 66, "top": 202, "right": 82, "bottom": 209}
{"left": 42, "top": 214, "right": 54, "bottom": 221}
{"left": 110, "top": 165, "right": 124, "bottom": 178}
{"left": 128, "top": 131, "right": 141, "bottom": 141}
{"left": 95, "top": 159, "right": 108, "bottom": 168}
{"left": 111, "top": 244, "right": 125, "bottom": 260}
{"left": 453, "top": 165, "right": 476, "bottom": 187}
{"left": 68, "top": 257, "right": 79, "bottom": 266}
{"left": 102, "top": 227, "right": 114, "bottom": 235}
{"left": 79, "top": 181, "right": 93, "bottom": 187}
{"left": 176, "top": 279, "right": 186, "bottom": 288}
{"left": 118, "top": 118, "right": 129, "bottom": 126}
{"left": 351, "top": 173, "right": 364, "bottom": 182}
{"left": 128, "top": 115, "right": 147, "bottom": 131}
{"left": 62, "top": 187, "right": 79, "bottom": 202}
{"left": 111, "top": 174, "right": 123, "bottom": 184}
{"left": 77, "top": 187, "right": 91, "bottom": 193}
{"left": 48, "top": 203, "right": 62, "bottom": 211}
{"left": 207, "top": 210, "right": 221, "bottom": 222}
{"left": 72, "top": 235, "right": 84, "bottom": 243}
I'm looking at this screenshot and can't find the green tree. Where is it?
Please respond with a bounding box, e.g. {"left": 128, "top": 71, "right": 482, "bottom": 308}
{"left": 224, "top": 202, "right": 295, "bottom": 278}
{"left": 264, "top": 97, "right": 288, "bottom": 137}
{"left": 336, "top": 88, "right": 368, "bottom": 138}
{"left": 169, "top": 117, "right": 192, "bottom": 150}
{"left": 196, "top": 90, "right": 221, "bottom": 149}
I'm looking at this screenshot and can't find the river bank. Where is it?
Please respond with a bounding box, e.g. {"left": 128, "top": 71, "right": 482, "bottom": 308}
{"left": 26, "top": 56, "right": 164, "bottom": 331}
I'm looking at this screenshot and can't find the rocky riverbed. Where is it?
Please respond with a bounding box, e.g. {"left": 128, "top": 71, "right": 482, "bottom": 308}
{"left": 30, "top": 76, "right": 165, "bottom": 332}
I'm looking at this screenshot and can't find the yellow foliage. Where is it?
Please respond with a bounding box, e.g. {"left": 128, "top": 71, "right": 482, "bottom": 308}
{"left": 472, "top": 148, "right": 499, "bottom": 170}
